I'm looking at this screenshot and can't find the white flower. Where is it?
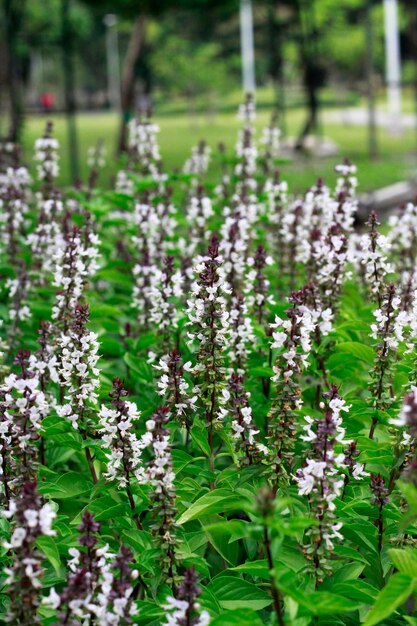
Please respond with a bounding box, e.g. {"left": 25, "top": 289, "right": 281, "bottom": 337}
{"left": 10, "top": 527, "right": 27, "bottom": 548}
{"left": 42, "top": 587, "right": 61, "bottom": 609}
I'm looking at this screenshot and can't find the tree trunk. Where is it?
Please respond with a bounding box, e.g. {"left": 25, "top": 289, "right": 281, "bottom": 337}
{"left": 3, "top": 0, "right": 25, "bottom": 143}
{"left": 404, "top": 0, "right": 417, "bottom": 157}
{"left": 267, "top": 2, "right": 286, "bottom": 137}
{"left": 61, "top": 0, "right": 79, "bottom": 183}
{"left": 118, "top": 15, "right": 147, "bottom": 154}
{"left": 295, "top": 64, "right": 319, "bottom": 150}
{"left": 293, "top": 0, "right": 323, "bottom": 150}
{"left": 365, "top": 0, "right": 378, "bottom": 160}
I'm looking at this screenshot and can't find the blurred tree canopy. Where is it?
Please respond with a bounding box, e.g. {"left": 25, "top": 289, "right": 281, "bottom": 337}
{"left": 1, "top": 0, "right": 417, "bottom": 147}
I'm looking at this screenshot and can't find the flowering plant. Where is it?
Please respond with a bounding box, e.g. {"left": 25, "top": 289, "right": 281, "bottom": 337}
{"left": 1, "top": 106, "right": 417, "bottom": 626}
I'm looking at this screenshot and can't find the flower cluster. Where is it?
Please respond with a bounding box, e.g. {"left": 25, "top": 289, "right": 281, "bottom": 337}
{"left": 245, "top": 245, "right": 274, "bottom": 325}
{"left": 149, "top": 255, "right": 183, "bottom": 350}
{"left": 310, "top": 223, "right": 349, "bottom": 313}
{"left": 52, "top": 224, "right": 100, "bottom": 327}
{"left": 354, "top": 211, "right": 393, "bottom": 305}
{"left": 99, "top": 378, "right": 148, "bottom": 493}
{"left": 87, "top": 140, "right": 106, "bottom": 169}
{"left": 332, "top": 162, "right": 358, "bottom": 237}
{"left": 387, "top": 202, "right": 417, "bottom": 290}
{"left": 56, "top": 303, "right": 100, "bottom": 434}
{"left": 93, "top": 546, "right": 138, "bottom": 625}
{"left": 34, "top": 121, "right": 60, "bottom": 186}
{"left": 228, "top": 294, "right": 255, "bottom": 375}
{"left": 29, "top": 320, "right": 59, "bottom": 392}
{"left": 184, "top": 140, "right": 211, "bottom": 178}
{"left": 369, "top": 283, "right": 407, "bottom": 438}
{"left": 154, "top": 350, "right": 198, "bottom": 429}
{"left": 145, "top": 407, "right": 177, "bottom": 579}
{"left": 163, "top": 568, "right": 210, "bottom": 626}
{"left": 181, "top": 185, "right": 214, "bottom": 257}
{"left": 27, "top": 192, "right": 64, "bottom": 279}
{"left": 224, "top": 373, "right": 267, "bottom": 463}
{"left": 2, "top": 481, "right": 55, "bottom": 624}
{"left": 0, "top": 350, "right": 50, "bottom": 499}
{"left": 295, "top": 385, "right": 351, "bottom": 581}
{"left": 127, "top": 112, "right": 162, "bottom": 179}
{"left": 131, "top": 190, "right": 177, "bottom": 332}
{"left": 186, "top": 237, "right": 230, "bottom": 458}
{"left": 131, "top": 194, "right": 160, "bottom": 330}
{"left": 343, "top": 441, "right": 368, "bottom": 484}
{"left": 0, "top": 176, "right": 30, "bottom": 260}
{"left": 260, "top": 112, "right": 280, "bottom": 174}
{"left": 6, "top": 261, "right": 32, "bottom": 333}
{"left": 219, "top": 197, "right": 255, "bottom": 295}
{"left": 43, "top": 511, "right": 138, "bottom": 625}
{"left": 267, "top": 288, "right": 316, "bottom": 484}
{"left": 390, "top": 387, "right": 417, "bottom": 482}
{"left": 335, "top": 159, "right": 358, "bottom": 200}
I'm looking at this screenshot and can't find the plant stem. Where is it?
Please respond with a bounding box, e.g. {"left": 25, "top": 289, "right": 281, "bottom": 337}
{"left": 263, "top": 524, "right": 285, "bottom": 626}
{"left": 126, "top": 483, "right": 142, "bottom": 530}
{"left": 82, "top": 430, "right": 98, "bottom": 484}
{"left": 377, "top": 502, "right": 384, "bottom": 553}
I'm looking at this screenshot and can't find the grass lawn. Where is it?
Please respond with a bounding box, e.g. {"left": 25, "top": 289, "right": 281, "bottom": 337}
{"left": 21, "top": 106, "right": 417, "bottom": 194}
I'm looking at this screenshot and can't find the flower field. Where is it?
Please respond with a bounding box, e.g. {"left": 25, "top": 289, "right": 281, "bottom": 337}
{"left": 1, "top": 96, "right": 417, "bottom": 625}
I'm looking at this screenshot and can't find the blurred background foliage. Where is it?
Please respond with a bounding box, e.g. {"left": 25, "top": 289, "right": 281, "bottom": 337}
{"left": 2, "top": 0, "right": 417, "bottom": 189}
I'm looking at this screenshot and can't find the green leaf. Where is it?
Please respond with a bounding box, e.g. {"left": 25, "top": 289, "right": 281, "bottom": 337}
{"left": 190, "top": 424, "right": 211, "bottom": 457}
{"left": 90, "top": 303, "right": 121, "bottom": 318}
{"left": 276, "top": 574, "right": 361, "bottom": 616}
{"left": 332, "top": 581, "right": 378, "bottom": 605}
{"left": 181, "top": 555, "right": 211, "bottom": 578}
{"left": 230, "top": 560, "right": 270, "bottom": 580}
{"left": 388, "top": 549, "right": 417, "bottom": 578}
{"left": 30, "top": 302, "right": 52, "bottom": 318}
{"left": 171, "top": 449, "right": 196, "bottom": 474}
{"left": 121, "top": 529, "right": 152, "bottom": 554}
{"left": 332, "top": 580, "right": 378, "bottom": 604}
{"left": 200, "top": 585, "right": 222, "bottom": 616}
{"left": 36, "top": 536, "right": 61, "bottom": 575}
{"left": 210, "top": 609, "right": 263, "bottom": 626}
{"left": 85, "top": 497, "right": 131, "bottom": 522}
{"left": 304, "top": 592, "right": 360, "bottom": 616}
{"left": 135, "top": 332, "right": 160, "bottom": 351}
{"left": 134, "top": 601, "right": 165, "bottom": 625}
{"left": 99, "top": 336, "right": 123, "bottom": 357}
{"left": 41, "top": 415, "right": 71, "bottom": 435}
{"left": 96, "top": 269, "right": 132, "bottom": 287}
{"left": 38, "top": 472, "right": 93, "bottom": 499}
{"left": 204, "top": 523, "right": 239, "bottom": 565}
{"left": 298, "top": 593, "right": 358, "bottom": 617}
{"left": 207, "top": 574, "right": 272, "bottom": 611}
{"left": 251, "top": 366, "right": 274, "bottom": 377}
{"left": 124, "top": 353, "right": 153, "bottom": 381}
{"left": 362, "top": 573, "right": 416, "bottom": 626}
{"left": 334, "top": 341, "right": 375, "bottom": 364}
{"left": 177, "top": 489, "right": 251, "bottom": 524}
{"left": 398, "top": 481, "right": 417, "bottom": 515}
{"left": 333, "top": 545, "right": 370, "bottom": 566}
{"left": 327, "top": 353, "right": 361, "bottom": 375}
{"left": 329, "top": 562, "right": 365, "bottom": 584}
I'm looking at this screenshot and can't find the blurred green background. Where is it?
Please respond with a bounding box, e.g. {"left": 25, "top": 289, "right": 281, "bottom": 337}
{"left": 2, "top": 0, "right": 417, "bottom": 191}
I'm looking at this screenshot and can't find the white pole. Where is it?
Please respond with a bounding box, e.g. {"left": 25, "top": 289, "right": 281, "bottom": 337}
{"left": 240, "top": 0, "right": 255, "bottom": 94}
{"left": 104, "top": 14, "right": 121, "bottom": 112}
{"left": 383, "top": 0, "right": 402, "bottom": 131}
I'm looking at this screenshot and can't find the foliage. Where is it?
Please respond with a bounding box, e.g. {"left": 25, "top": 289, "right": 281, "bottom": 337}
{"left": 2, "top": 98, "right": 417, "bottom": 625}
